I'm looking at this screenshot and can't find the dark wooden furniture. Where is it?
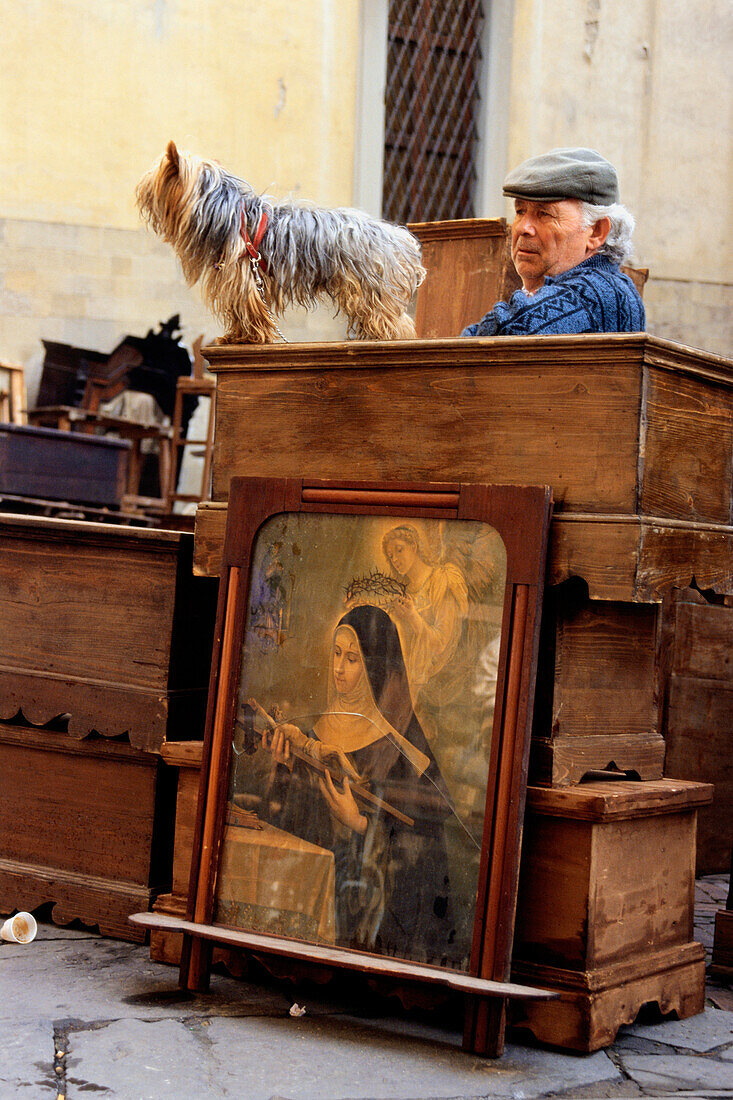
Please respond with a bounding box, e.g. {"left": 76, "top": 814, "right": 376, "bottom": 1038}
{"left": 192, "top": 335, "right": 733, "bottom": 788}
{"left": 0, "top": 513, "right": 217, "bottom": 751}
{"left": 26, "top": 406, "right": 173, "bottom": 512}
{"left": 31, "top": 323, "right": 195, "bottom": 514}
{"left": 660, "top": 588, "right": 733, "bottom": 872}
{"left": 711, "top": 847, "right": 733, "bottom": 981}
{"left": 510, "top": 779, "right": 712, "bottom": 1051}
{"left": 0, "top": 422, "right": 130, "bottom": 507}
{"left": 0, "top": 722, "right": 175, "bottom": 942}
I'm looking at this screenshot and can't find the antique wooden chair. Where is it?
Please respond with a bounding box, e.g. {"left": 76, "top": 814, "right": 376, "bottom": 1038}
{"left": 410, "top": 218, "right": 648, "bottom": 339}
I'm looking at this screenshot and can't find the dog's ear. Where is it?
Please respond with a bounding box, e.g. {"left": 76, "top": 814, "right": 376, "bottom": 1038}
{"left": 166, "top": 141, "right": 180, "bottom": 172}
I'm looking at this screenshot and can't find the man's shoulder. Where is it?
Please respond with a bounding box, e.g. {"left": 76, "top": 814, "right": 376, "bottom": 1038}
{"left": 553, "top": 255, "right": 641, "bottom": 300}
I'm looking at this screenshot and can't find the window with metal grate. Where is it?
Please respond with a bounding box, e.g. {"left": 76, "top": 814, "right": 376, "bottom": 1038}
{"left": 382, "top": 0, "right": 485, "bottom": 225}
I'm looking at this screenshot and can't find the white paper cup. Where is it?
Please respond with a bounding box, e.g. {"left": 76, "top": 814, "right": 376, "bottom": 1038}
{"left": 1, "top": 912, "right": 37, "bottom": 943}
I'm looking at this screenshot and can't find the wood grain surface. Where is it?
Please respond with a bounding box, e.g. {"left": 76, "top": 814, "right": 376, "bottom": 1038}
{"left": 0, "top": 722, "right": 175, "bottom": 940}
{"left": 0, "top": 513, "right": 218, "bottom": 749}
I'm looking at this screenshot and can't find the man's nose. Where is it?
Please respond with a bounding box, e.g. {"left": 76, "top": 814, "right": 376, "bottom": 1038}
{"left": 516, "top": 215, "right": 536, "bottom": 236}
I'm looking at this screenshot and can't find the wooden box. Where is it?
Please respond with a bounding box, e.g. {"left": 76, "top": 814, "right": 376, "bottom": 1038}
{"left": 193, "top": 335, "right": 733, "bottom": 785}
{"left": 510, "top": 779, "right": 713, "bottom": 1051}
{"left": 0, "top": 513, "right": 218, "bottom": 751}
{"left": 0, "top": 723, "right": 176, "bottom": 942}
{"left": 0, "top": 422, "right": 130, "bottom": 506}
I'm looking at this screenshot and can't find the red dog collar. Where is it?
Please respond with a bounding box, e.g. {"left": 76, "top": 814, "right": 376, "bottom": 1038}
{"left": 241, "top": 209, "right": 268, "bottom": 274}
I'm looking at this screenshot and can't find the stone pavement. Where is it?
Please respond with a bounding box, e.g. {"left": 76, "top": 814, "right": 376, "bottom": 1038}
{"left": 0, "top": 877, "right": 730, "bottom": 1099}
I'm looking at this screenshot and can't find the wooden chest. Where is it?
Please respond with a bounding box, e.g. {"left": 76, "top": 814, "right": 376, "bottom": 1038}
{"left": 510, "top": 779, "right": 713, "bottom": 1050}
{"left": 193, "top": 334, "right": 733, "bottom": 787}
{"left": 0, "top": 422, "right": 130, "bottom": 507}
{"left": 0, "top": 723, "right": 176, "bottom": 942}
{"left": 0, "top": 513, "right": 218, "bottom": 752}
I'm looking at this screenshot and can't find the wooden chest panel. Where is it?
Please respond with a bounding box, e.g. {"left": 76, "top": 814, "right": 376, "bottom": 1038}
{"left": 0, "top": 729, "right": 159, "bottom": 881}
{"left": 0, "top": 723, "right": 176, "bottom": 941}
{"left": 661, "top": 594, "right": 733, "bottom": 873}
{"left": 0, "top": 537, "right": 175, "bottom": 688}
{"left": 0, "top": 514, "right": 218, "bottom": 750}
{"left": 212, "top": 356, "right": 643, "bottom": 515}
{"left": 641, "top": 367, "right": 733, "bottom": 524}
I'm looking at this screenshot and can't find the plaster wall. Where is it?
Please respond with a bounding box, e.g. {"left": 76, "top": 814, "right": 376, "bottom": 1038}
{"left": 500, "top": 0, "right": 732, "bottom": 356}
{"left": 0, "top": 0, "right": 358, "bottom": 400}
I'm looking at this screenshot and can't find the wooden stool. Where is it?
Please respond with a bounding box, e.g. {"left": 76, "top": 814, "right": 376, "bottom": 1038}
{"left": 510, "top": 779, "right": 713, "bottom": 1051}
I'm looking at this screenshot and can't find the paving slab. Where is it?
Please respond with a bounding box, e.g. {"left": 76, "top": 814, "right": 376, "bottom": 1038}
{"left": 63, "top": 1011, "right": 621, "bottom": 1100}
{"left": 66, "top": 1018, "right": 218, "bottom": 1099}
{"left": 4, "top": 917, "right": 733, "bottom": 1098}
{"left": 617, "top": 1052, "right": 733, "bottom": 1094}
{"left": 0, "top": 1017, "right": 56, "bottom": 1095}
{"left": 616, "top": 1008, "right": 733, "bottom": 1053}
{"left": 0, "top": 925, "right": 292, "bottom": 1024}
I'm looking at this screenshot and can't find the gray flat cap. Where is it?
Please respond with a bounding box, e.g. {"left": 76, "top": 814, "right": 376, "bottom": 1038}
{"left": 503, "top": 147, "right": 619, "bottom": 205}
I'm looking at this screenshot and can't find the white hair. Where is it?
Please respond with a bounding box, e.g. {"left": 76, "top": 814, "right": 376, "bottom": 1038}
{"left": 580, "top": 201, "right": 636, "bottom": 265}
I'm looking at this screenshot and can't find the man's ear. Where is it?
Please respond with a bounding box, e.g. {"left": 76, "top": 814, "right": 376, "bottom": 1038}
{"left": 166, "top": 141, "right": 180, "bottom": 172}
{"left": 588, "top": 216, "right": 611, "bottom": 252}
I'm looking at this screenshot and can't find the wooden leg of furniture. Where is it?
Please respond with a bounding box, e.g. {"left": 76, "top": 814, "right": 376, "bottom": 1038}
{"left": 150, "top": 741, "right": 203, "bottom": 965}
{"left": 9, "top": 367, "right": 27, "bottom": 424}
{"left": 509, "top": 779, "right": 713, "bottom": 1051}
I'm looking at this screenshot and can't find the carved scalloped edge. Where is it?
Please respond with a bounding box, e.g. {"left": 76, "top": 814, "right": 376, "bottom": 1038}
{"left": 0, "top": 682, "right": 166, "bottom": 752}
{"left": 0, "top": 873, "right": 151, "bottom": 943}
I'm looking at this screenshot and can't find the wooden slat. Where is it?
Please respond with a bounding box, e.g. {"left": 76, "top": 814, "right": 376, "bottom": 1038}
{"left": 130, "top": 911, "right": 557, "bottom": 1001}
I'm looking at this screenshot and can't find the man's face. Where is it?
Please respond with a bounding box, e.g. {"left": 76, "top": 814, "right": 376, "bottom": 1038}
{"left": 510, "top": 198, "right": 598, "bottom": 291}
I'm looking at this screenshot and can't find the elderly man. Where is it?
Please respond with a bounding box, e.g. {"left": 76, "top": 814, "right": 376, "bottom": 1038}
{"left": 462, "top": 148, "right": 645, "bottom": 336}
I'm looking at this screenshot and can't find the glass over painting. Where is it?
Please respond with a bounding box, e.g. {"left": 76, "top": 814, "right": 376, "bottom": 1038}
{"left": 214, "top": 512, "right": 507, "bottom": 970}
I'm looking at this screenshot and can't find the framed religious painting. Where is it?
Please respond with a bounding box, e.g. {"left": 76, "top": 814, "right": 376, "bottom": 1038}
{"left": 150, "top": 478, "right": 553, "bottom": 1056}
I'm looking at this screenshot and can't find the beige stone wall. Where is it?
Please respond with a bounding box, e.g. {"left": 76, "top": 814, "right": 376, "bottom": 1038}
{"left": 502, "top": 0, "right": 732, "bottom": 357}
{"left": 1, "top": 0, "right": 359, "bottom": 402}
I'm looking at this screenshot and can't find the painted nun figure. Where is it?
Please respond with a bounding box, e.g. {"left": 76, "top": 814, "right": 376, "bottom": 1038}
{"left": 261, "top": 605, "right": 463, "bottom": 967}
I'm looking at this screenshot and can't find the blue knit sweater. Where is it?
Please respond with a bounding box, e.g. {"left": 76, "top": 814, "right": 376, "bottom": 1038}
{"left": 461, "top": 254, "right": 645, "bottom": 337}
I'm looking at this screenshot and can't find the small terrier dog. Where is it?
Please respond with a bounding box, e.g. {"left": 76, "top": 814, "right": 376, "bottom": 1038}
{"left": 136, "top": 141, "right": 425, "bottom": 343}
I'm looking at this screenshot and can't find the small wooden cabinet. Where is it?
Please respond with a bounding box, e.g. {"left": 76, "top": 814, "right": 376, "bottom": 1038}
{"left": 510, "top": 779, "right": 713, "bottom": 1051}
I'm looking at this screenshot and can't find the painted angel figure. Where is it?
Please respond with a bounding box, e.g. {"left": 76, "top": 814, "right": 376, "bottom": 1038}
{"left": 380, "top": 522, "right": 504, "bottom": 825}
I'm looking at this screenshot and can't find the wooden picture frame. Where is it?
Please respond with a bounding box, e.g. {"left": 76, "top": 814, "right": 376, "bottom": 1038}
{"left": 177, "top": 477, "right": 552, "bottom": 1056}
